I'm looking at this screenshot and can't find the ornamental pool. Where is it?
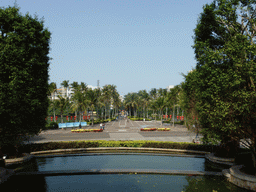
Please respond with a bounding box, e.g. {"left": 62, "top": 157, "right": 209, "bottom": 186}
{"left": 1, "top": 153, "right": 251, "bottom": 192}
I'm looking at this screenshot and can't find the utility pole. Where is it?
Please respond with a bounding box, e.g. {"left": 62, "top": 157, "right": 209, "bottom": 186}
{"left": 97, "top": 80, "right": 99, "bottom": 88}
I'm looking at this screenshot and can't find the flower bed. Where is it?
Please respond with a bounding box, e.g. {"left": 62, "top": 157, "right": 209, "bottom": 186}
{"left": 71, "top": 129, "right": 103, "bottom": 133}
{"left": 140, "top": 128, "right": 157, "bottom": 131}
{"left": 140, "top": 128, "right": 170, "bottom": 131}
{"left": 157, "top": 128, "right": 170, "bottom": 131}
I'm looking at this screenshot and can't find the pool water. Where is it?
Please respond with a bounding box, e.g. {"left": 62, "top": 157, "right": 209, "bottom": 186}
{"left": 1, "top": 153, "right": 251, "bottom": 192}
{"left": 36, "top": 154, "right": 206, "bottom": 172}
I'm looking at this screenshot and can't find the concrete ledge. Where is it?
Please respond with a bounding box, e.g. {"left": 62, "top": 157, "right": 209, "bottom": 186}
{"left": 30, "top": 147, "right": 210, "bottom": 155}
{"left": 205, "top": 153, "right": 235, "bottom": 166}
{"left": 222, "top": 169, "right": 231, "bottom": 179}
{"left": 0, "top": 153, "right": 34, "bottom": 184}
{"left": 227, "top": 165, "right": 256, "bottom": 191}
{"left": 5, "top": 153, "right": 35, "bottom": 167}
{"left": 14, "top": 168, "right": 223, "bottom": 176}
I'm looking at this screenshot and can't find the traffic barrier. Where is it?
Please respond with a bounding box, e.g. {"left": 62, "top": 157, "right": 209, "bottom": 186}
{"left": 58, "top": 122, "right": 88, "bottom": 129}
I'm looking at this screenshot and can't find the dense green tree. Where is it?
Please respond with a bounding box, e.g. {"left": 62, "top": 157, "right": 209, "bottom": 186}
{"left": 70, "top": 84, "right": 90, "bottom": 123}
{"left": 55, "top": 95, "right": 69, "bottom": 123}
{"left": 61, "top": 80, "right": 69, "bottom": 98}
{"left": 0, "top": 5, "right": 51, "bottom": 154}
{"left": 188, "top": 0, "right": 256, "bottom": 165}
{"left": 102, "top": 85, "right": 112, "bottom": 119}
{"left": 48, "top": 82, "right": 57, "bottom": 122}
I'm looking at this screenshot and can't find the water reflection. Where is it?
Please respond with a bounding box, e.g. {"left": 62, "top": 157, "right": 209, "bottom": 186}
{"left": 2, "top": 174, "right": 250, "bottom": 192}
{"left": 1, "top": 154, "right": 250, "bottom": 191}
{"left": 35, "top": 154, "right": 205, "bottom": 171}
{"left": 182, "top": 175, "right": 251, "bottom": 192}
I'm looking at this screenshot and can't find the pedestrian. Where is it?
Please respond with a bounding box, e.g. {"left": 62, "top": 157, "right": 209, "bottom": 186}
{"left": 103, "top": 123, "right": 105, "bottom": 130}
{"left": 100, "top": 123, "right": 102, "bottom": 130}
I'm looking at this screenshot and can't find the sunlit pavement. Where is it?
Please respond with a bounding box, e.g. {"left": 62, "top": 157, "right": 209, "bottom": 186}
{"left": 26, "top": 117, "right": 203, "bottom": 144}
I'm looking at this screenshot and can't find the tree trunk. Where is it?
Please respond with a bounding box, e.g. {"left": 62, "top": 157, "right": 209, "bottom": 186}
{"left": 147, "top": 108, "right": 148, "bottom": 119}
{"left": 105, "top": 106, "right": 106, "bottom": 120}
{"left": 54, "top": 108, "right": 56, "bottom": 122}
{"left": 75, "top": 111, "right": 77, "bottom": 122}
{"left": 143, "top": 106, "right": 145, "bottom": 119}
{"left": 161, "top": 109, "right": 163, "bottom": 126}
{"left": 61, "top": 114, "right": 63, "bottom": 123}
{"left": 173, "top": 104, "right": 175, "bottom": 127}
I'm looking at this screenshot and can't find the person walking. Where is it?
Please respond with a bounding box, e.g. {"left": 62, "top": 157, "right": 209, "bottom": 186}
{"left": 100, "top": 123, "right": 102, "bottom": 130}
{"left": 103, "top": 123, "right": 105, "bottom": 130}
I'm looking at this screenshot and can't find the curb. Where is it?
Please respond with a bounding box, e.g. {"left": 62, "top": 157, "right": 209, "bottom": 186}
{"left": 15, "top": 169, "right": 223, "bottom": 176}
{"left": 30, "top": 147, "right": 211, "bottom": 155}
{"left": 0, "top": 153, "right": 34, "bottom": 184}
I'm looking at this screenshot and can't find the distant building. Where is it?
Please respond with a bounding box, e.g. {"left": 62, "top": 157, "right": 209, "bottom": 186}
{"left": 119, "top": 95, "right": 124, "bottom": 102}
{"left": 167, "top": 85, "right": 174, "bottom": 92}
{"left": 48, "top": 85, "right": 102, "bottom": 101}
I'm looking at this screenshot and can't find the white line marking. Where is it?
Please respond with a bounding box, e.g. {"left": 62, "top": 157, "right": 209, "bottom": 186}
{"left": 129, "top": 120, "right": 134, "bottom": 126}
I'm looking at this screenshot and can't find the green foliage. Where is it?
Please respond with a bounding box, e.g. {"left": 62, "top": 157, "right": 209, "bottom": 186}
{"left": 0, "top": 5, "right": 51, "bottom": 149}
{"left": 45, "top": 122, "right": 59, "bottom": 130}
{"left": 27, "top": 140, "right": 222, "bottom": 153}
{"left": 182, "top": 0, "right": 256, "bottom": 166}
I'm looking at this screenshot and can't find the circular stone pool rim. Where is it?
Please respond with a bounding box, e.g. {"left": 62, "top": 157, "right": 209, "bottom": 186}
{"left": 13, "top": 147, "right": 222, "bottom": 177}
{"left": 30, "top": 147, "right": 211, "bottom": 155}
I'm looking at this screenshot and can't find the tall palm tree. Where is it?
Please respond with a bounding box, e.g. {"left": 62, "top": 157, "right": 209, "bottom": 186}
{"left": 71, "top": 81, "right": 79, "bottom": 91}
{"left": 70, "top": 84, "right": 90, "bottom": 123}
{"left": 86, "top": 88, "right": 103, "bottom": 125}
{"left": 149, "top": 99, "right": 158, "bottom": 121}
{"left": 154, "top": 96, "right": 166, "bottom": 126}
{"left": 80, "top": 82, "right": 87, "bottom": 92}
{"left": 124, "top": 93, "right": 132, "bottom": 117}
{"left": 61, "top": 80, "right": 70, "bottom": 118}
{"left": 130, "top": 93, "right": 138, "bottom": 117}
{"left": 61, "top": 80, "right": 69, "bottom": 98}
{"left": 94, "top": 87, "right": 104, "bottom": 120}
{"left": 158, "top": 88, "right": 168, "bottom": 120}
{"left": 109, "top": 85, "right": 120, "bottom": 118}
{"left": 138, "top": 90, "right": 150, "bottom": 119}
{"left": 48, "top": 82, "right": 57, "bottom": 122}
{"left": 70, "top": 81, "right": 80, "bottom": 120}
{"left": 166, "top": 85, "right": 180, "bottom": 127}
{"left": 113, "top": 91, "right": 121, "bottom": 118}
{"left": 102, "top": 85, "right": 112, "bottom": 120}
{"left": 149, "top": 88, "right": 158, "bottom": 119}
{"left": 149, "top": 88, "right": 157, "bottom": 100}
{"left": 55, "top": 95, "right": 69, "bottom": 123}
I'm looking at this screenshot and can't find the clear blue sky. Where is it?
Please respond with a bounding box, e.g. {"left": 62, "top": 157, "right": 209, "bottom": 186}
{"left": 2, "top": 0, "right": 213, "bottom": 96}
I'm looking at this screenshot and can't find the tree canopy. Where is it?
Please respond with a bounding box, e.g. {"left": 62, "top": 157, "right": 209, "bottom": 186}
{"left": 183, "top": 0, "right": 256, "bottom": 161}
{"left": 0, "top": 5, "right": 51, "bottom": 153}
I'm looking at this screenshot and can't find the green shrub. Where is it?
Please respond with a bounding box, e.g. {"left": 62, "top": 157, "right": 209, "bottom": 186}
{"left": 45, "top": 122, "right": 59, "bottom": 130}
{"left": 27, "top": 140, "right": 224, "bottom": 153}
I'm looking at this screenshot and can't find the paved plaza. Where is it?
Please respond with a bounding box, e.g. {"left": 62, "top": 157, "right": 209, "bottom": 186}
{"left": 27, "top": 117, "right": 202, "bottom": 144}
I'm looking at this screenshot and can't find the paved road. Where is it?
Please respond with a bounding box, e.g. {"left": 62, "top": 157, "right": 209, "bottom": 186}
{"left": 27, "top": 118, "right": 202, "bottom": 144}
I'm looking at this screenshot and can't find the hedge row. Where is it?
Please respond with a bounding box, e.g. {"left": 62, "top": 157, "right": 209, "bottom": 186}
{"left": 20, "top": 140, "right": 223, "bottom": 153}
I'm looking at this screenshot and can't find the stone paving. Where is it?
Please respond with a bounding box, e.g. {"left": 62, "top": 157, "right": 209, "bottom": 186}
{"left": 27, "top": 118, "right": 203, "bottom": 144}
